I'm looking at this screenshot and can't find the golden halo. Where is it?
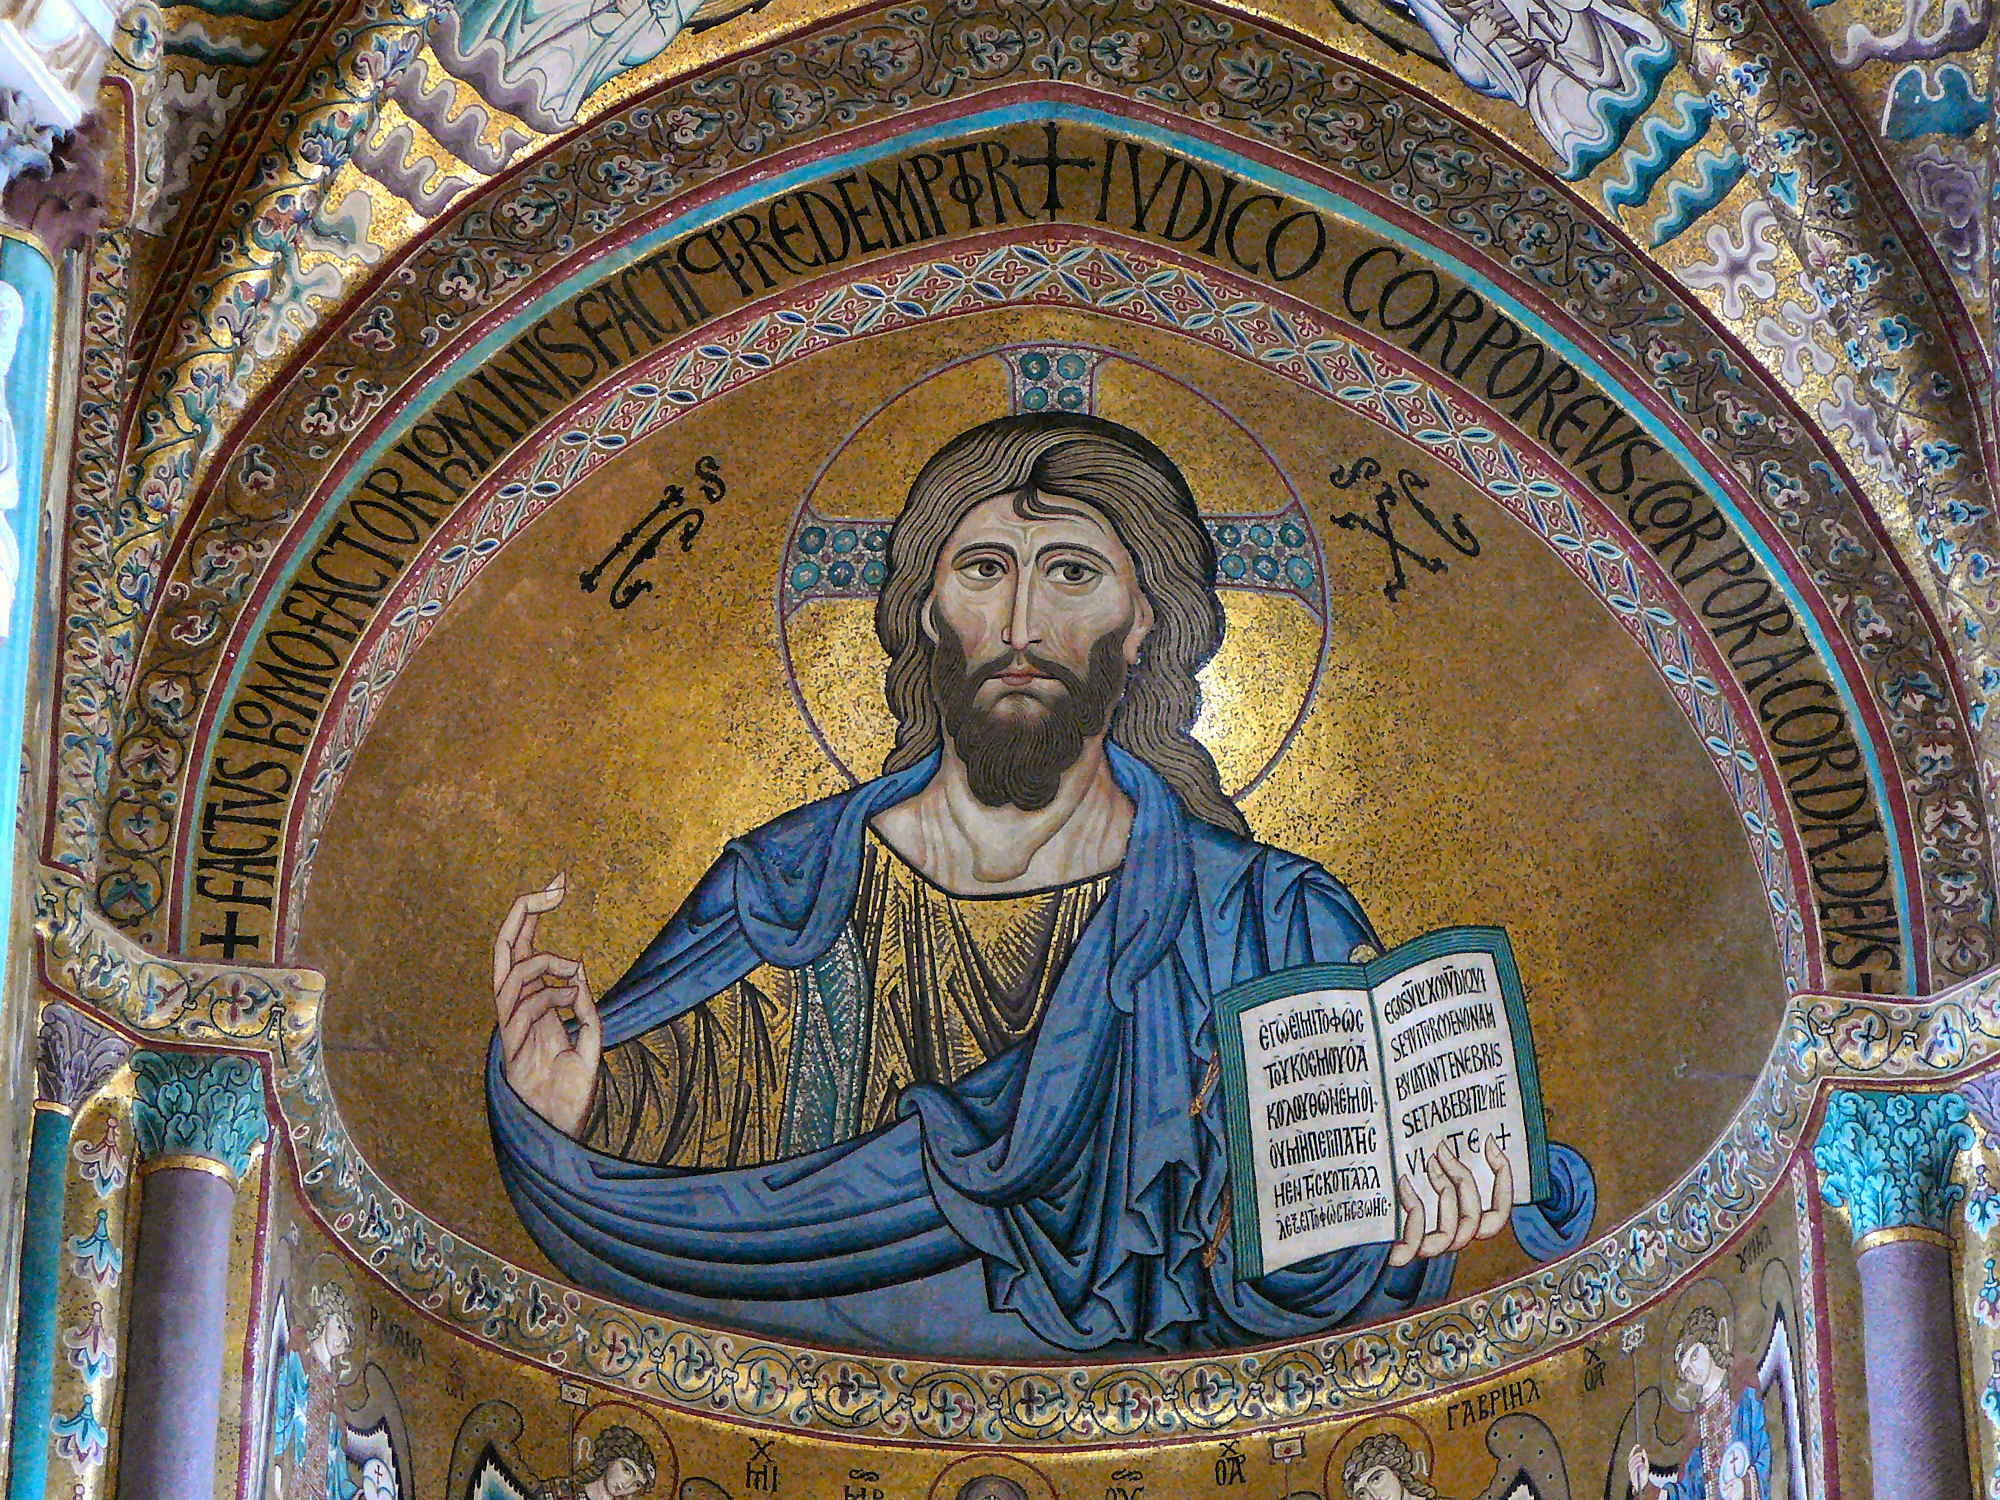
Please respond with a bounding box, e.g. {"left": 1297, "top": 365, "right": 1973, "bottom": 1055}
{"left": 778, "top": 343, "right": 1327, "bottom": 795}
{"left": 924, "top": 1452, "right": 1058, "bottom": 1500}
{"left": 569, "top": 1402, "right": 678, "bottom": 1497}
{"left": 1653, "top": 1277, "right": 1739, "bottom": 1404}
{"left": 1323, "top": 1413, "right": 1438, "bottom": 1499}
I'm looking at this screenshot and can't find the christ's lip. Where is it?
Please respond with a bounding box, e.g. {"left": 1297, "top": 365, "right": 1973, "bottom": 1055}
{"left": 997, "top": 665, "right": 1047, "bottom": 686}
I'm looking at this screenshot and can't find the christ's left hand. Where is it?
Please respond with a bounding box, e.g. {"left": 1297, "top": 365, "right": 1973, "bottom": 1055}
{"left": 1387, "top": 1136, "right": 1512, "bottom": 1266}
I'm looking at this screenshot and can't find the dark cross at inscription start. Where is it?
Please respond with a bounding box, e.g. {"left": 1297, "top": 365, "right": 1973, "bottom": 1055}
{"left": 1013, "top": 120, "right": 1097, "bottom": 222}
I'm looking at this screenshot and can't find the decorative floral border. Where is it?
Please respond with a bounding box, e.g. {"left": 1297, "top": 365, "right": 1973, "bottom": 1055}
{"left": 35, "top": 871, "right": 321, "bottom": 1065}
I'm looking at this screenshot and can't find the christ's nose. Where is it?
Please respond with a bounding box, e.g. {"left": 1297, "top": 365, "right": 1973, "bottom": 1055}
{"left": 1003, "top": 568, "right": 1043, "bottom": 651}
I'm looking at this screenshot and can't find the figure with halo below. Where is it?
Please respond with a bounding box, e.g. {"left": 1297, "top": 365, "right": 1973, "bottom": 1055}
{"left": 485, "top": 405, "right": 1597, "bottom": 1358}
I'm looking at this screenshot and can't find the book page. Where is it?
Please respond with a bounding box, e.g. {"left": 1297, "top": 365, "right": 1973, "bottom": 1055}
{"left": 1231, "top": 984, "right": 1398, "bottom": 1275}
{"left": 1375, "top": 950, "right": 1535, "bottom": 1238}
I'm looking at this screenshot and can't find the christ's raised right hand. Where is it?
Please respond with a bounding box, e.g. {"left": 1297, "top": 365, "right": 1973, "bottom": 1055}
{"left": 493, "top": 874, "right": 600, "bottom": 1137}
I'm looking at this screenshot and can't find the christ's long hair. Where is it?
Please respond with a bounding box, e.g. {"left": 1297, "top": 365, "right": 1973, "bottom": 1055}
{"left": 875, "top": 412, "right": 1248, "bottom": 837}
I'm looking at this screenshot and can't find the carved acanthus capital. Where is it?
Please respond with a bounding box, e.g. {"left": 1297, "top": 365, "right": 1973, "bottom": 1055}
{"left": 35, "top": 1000, "right": 129, "bottom": 1110}
{"left": 1959, "top": 1072, "right": 2000, "bottom": 1135}
{"left": 130, "top": 1049, "right": 268, "bottom": 1183}
{"left": 1814, "top": 1088, "right": 1974, "bottom": 1247}
{"left": 3, "top": 104, "right": 99, "bottom": 250}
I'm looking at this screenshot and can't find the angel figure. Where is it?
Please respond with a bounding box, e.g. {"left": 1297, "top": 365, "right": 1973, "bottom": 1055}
{"left": 1400, "top": 0, "right": 1675, "bottom": 176}
{"left": 433, "top": 0, "right": 705, "bottom": 127}
{"left": 1627, "top": 1306, "right": 1772, "bottom": 1500}
{"left": 453, "top": 1402, "right": 671, "bottom": 1500}
{"left": 265, "top": 1283, "right": 407, "bottom": 1500}
{"left": 1337, "top": 1415, "right": 1572, "bottom": 1500}
{"left": 1342, "top": 1435, "right": 1441, "bottom": 1499}
{"left": 534, "top": 1428, "right": 656, "bottom": 1500}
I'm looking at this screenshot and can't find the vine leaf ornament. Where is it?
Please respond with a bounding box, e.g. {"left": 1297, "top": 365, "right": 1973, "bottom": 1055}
{"left": 129, "top": 1049, "right": 270, "bottom": 1179}
{"left": 35, "top": 1001, "right": 130, "bottom": 1109}
{"left": 1811, "top": 1087, "right": 1973, "bottom": 1240}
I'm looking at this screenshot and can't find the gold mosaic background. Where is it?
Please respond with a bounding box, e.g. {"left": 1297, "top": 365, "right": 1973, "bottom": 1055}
{"left": 301, "top": 310, "right": 1787, "bottom": 1292}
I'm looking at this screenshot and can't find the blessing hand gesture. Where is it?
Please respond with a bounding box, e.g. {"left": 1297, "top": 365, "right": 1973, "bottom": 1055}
{"left": 493, "top": 874, "right": 600, "bottom": 1138}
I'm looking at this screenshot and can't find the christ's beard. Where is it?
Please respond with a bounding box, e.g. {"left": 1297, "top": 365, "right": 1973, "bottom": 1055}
{"left": 931, "top": 617, "right": 1130, "bottom": 812}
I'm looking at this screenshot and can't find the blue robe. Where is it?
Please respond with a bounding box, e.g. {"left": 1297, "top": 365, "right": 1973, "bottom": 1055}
{"left": 1666, "top": 1388, "right": 1774, "bottom": 1500}
{"left": 488, "top": 746, "right": 1595, "bottom": 1356}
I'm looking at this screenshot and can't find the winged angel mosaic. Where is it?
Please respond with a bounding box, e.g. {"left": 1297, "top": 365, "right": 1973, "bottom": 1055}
{"left": 486, "top": 411, "right": 1597, "bottom": 1359}
{"left": 1399, "top": 0, "right": 1676, "bottom": 177}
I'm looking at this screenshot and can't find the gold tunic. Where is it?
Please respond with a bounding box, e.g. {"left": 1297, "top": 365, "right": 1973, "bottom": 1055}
{"left": 585, "top": 830, "right": 1114, "bottom": 1168}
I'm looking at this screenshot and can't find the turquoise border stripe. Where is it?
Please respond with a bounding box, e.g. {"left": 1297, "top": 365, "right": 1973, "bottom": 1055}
{"left": 1, "top": 234, "right": 59, "bottom": 1500}
{"left": 6, "top": 1109, "right": 74, "bottom": 1500}
{"left": 0, "top": 237, "right": 52, "bottom": 954}
{"left": 192, "top": 104, "right": 1915, "bottom": 972}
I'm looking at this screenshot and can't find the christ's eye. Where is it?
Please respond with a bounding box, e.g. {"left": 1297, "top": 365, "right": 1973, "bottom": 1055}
{"left": 1048, "top": 559, "right": 1100, "bottom": 586}
{"left": 957, "top": 555, "right": 1009, "bottom": 582}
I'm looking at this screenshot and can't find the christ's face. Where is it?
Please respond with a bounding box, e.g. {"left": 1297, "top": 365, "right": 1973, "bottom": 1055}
{"left": 924, "top": 490, "right": 1156, "bottom": 810}
{"left": 926, "top": 490, "right": 1154, "bottom": 722}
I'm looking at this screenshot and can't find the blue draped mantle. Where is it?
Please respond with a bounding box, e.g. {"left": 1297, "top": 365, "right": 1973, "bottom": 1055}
{"left": 488, "top": 747, "right": 1594, "bottom": 1355}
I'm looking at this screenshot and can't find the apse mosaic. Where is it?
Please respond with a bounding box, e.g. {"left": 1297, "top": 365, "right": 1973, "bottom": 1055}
{"left": 303, "top": 319, "right": 1793, "bottom": 1359}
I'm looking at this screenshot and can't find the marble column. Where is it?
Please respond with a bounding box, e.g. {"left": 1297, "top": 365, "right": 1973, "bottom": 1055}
{"left": 6, "top": 1003, "right": 126, "bottom": 1500}
{"left": 1813, "top": 1088, "right": 1975, "bottom": 1500}
{"left": 118, "top": 1050, "right": 268, "bottom": 1500}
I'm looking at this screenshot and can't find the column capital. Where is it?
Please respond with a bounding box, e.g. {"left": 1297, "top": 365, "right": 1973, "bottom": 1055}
{"left": 1959, "top": 1072, "right": 2000, "bottom": 1135}
{"left": 130, "top": 1050, "right": 269, "bottom": 1184}
{"left": 1813, "top": 1088, "right": 1973, "bottom": 1247}
{"left": 35, "top": 1001, "right": 128, "bottom": 1112}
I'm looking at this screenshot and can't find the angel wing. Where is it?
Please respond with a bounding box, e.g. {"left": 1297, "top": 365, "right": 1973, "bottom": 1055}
{"left": 340, "top": 1419, "right": 403, "bottom": 1500}
{"left": 1754, "top": 1305, "right": 1809, "bottom": 1500}
{"left": 335, "top": 1365, "right": 415, "bottom": 1500}
{"left": 1478, "top": 1413, "right": 1572, "bottom": 1500}
{"left": 465, "top": 1450, "right": 538, "bottom": 1500}
{"left": 1323, "top": 0, "right": 1454, "bottom": 66}
{"left": 449, "top": 1402, "right": 541, "bottom": 1500}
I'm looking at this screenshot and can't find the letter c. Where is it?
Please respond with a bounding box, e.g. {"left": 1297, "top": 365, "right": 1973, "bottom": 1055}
{"left": 1343, "top": 246, "right": 1402, "bottom": 322}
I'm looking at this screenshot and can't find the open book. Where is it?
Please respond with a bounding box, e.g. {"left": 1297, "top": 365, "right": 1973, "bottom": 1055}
{"left": 1212, "top": 927, "right": 1549, "bottom": 1279}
